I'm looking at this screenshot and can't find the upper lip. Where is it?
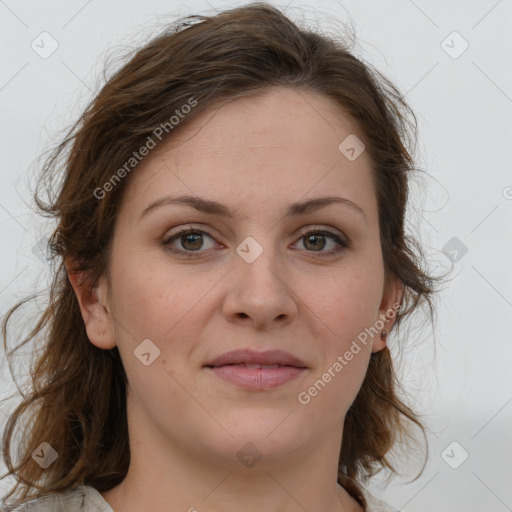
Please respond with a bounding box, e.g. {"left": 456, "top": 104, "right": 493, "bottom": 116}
{"left": 205, "top": 349, "right": 308, "bottom": 368}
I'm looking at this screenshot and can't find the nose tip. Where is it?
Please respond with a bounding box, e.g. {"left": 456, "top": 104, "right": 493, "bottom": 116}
{"left": 222, "top": 243, "right": 299, "bottom": 329}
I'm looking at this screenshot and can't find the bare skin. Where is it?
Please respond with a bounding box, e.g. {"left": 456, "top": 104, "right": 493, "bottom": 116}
{"left": 68, "top": 86, "right": 402, "bottom": 512}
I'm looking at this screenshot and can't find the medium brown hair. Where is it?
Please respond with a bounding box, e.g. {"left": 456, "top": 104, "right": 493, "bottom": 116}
{"left": 1, "top": 2, "right": 441, "bottom": 509}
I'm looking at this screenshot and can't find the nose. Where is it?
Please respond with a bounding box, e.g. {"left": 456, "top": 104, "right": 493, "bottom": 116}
{"left": 222, "top": 244, "right": 298, "bottom": 330}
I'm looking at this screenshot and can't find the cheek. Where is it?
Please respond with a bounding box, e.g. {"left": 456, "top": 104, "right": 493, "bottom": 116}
{"left": 108, "top": 251, "right": 218, "bottom": 376}
{"left": 108, "top": 258, "right": 202, "bottom": 414}
{"left": 316, "top": 268, "right": 383, "bottom": 345}
{"left": 109, "top": 249, "right": 194, "bottom": 336}
{"left": 302, "top": 268, "right": 382, "bottom": 405}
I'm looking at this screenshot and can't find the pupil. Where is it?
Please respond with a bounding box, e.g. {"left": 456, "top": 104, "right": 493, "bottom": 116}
{"left": 183, "top": 233, "right": 202, "bottom": 250}
{"left": 305, "top": 234, "right": 324, "bottom": 251}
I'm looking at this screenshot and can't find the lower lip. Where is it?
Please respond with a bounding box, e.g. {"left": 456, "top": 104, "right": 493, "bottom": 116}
{"left": 207, "top": 365, "right": 307, "bottom": 390}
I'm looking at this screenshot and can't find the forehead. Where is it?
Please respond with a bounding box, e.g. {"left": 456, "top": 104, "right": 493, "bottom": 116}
{"left": 118, "top": 86, "right": 376, "bottom": 222}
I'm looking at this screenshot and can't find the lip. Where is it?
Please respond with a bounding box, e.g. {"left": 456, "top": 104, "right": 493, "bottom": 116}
{"left": 204, "top": 348, "right": 308, "bottom": 368}
{"left": 204, "top": 349, "right": 308, "bottom": 391}
{"left": 207, "top": 365, "right": 307, "bottom": 390}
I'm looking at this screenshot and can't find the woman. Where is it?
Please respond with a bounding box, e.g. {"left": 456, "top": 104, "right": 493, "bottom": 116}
{"left": 1, "top": 3, "right": 439, "bottom": 511}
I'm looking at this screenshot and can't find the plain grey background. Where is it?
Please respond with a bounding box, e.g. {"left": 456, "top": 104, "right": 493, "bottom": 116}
{"left": 0, "top": 1, "right": 511, "bottom": 511}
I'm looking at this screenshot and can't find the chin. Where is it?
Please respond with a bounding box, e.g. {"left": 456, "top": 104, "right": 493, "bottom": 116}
{"left": 198, "top": 413, "right": 307, "bottom": 467}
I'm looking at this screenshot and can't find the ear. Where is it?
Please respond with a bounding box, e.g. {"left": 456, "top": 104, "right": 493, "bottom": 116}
{"left": 65, "top": 256, "right": 116, "bottom": 350}
{"left": 371, "top": 273, "right": 403, "bottom": 354}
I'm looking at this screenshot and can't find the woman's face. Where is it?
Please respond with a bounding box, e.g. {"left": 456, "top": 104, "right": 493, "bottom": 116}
{"left": 76, "top": 86, "right": 401, "bottom": 469}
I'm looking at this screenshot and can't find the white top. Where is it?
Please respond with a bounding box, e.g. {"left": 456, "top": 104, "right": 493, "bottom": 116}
{"left": 2, "top": 484, "right": 399, "bottom": 512}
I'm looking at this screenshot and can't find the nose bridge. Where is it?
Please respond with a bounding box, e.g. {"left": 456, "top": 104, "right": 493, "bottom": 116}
{"left": 235, "top": 232, "right": 284, "bottom": 295}
{"left": 224, "top": 230, "right": 297, "bottom": 326}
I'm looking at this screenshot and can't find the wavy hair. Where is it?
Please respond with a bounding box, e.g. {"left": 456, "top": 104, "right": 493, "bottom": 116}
{"left": 1, "top": 2, "right": 441, "bottom": 509}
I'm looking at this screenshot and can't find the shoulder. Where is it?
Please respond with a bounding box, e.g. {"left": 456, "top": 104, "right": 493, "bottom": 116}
{"left": 1, "top": 484, "right": 113, "bottom": 512}
{"left": 361, "top": 487, "right": 400, "bottom": 512}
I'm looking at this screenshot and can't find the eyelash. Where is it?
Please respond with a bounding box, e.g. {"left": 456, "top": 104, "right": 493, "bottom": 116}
{"left": 162, "top": 226, "right": 350, "bottom": 259}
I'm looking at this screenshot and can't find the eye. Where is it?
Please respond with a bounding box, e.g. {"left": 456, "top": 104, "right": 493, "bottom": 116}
{"left": 293, "top": 228, "right": 349, "bottom": 257}
{"left": 163, "top": 227, "right": 218, "bottom": 257}
{"left": 162, "top": 225, "right": 349, "bottom": 258}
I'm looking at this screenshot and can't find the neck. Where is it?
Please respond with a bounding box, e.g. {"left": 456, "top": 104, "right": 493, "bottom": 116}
{"left": 100, "top": 389, "right": 364, "bottom": 512}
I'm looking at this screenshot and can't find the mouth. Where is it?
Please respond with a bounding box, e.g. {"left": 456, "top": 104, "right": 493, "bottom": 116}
{"left": 210, "top": 363, "right": 289, "bottom": 369}
{"left": 204, "top": 349, "right": 308, "bottom": 390}
{"left": 204, "top": 348, "right": 308, "bottom": 369}
{"left": 205, "top": 365, "right": 307, "bottom": 390}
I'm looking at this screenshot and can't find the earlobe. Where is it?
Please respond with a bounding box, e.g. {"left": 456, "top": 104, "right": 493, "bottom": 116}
{"left": 65, "top": 256, "right": 116, "bottom": 350}
{"left": 371, "top": 274, "right": 403, "bottom": 354}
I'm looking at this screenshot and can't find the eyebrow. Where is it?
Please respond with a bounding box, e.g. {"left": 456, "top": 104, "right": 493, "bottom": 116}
{"left": 140, "top": 194, "right": 367, "bottom": 223}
